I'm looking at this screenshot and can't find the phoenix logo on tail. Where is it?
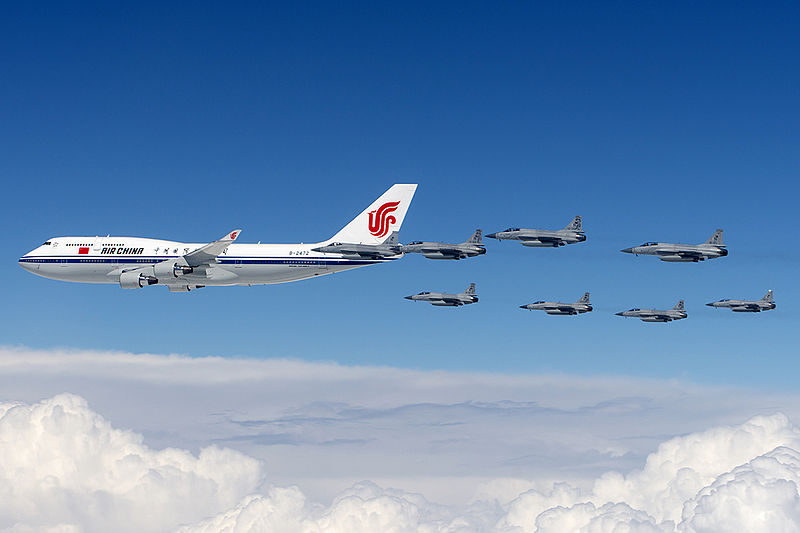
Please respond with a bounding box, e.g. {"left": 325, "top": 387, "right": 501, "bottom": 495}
{"left": 368, "top": 201, "right": 400, "bottom": 237}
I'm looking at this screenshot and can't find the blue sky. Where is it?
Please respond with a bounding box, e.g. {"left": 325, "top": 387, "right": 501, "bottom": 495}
{"left": 1, "top": 1, "right": 797, "bottom": 387}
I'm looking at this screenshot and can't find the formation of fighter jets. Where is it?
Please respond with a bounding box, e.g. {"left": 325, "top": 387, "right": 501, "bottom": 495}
{"left": 18, "top": 183, "right": 776, "bottom": 322}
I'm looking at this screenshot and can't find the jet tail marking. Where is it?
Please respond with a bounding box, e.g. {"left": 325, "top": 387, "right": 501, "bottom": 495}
{"left": 463, "top": 283, "right": 476, "bottom": 296}
{"left": 673, "top": 299, "right": 685, "bottom": 311}
{"left": 762, "top": 290, "right": 774, "bottom": 302}
{"left": 564, "top": 215, "right": 582, "bottom": 231}
{"left": 704, "top": 229, "right": 724, "bottom": 245}
{"left": 577, "top": 292, "right": 590, "bottom": 304}
{"left": 464, "top": 229, "right": 482, "bottom": 245}
{"left": 326, "top": 184, "right": 417, "bottom": 245}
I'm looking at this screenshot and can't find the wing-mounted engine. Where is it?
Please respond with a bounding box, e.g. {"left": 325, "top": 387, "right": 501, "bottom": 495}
{"left": 119, "top": 269, "right": 158, "bottom": 289}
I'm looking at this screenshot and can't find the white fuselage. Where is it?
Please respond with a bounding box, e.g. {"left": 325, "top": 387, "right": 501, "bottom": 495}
{"left": 19, "top": 236, "right": 394, "bottom": 288}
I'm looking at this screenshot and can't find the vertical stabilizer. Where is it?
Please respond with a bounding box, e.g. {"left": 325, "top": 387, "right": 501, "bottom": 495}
{"left": 564, "top": 215, "right": 582, "bottom": 231}
{"left": 463, "top": 283, "right": 476, "bottom": 296}
{"left": 382, "top": 231, "right": 399, "bottom": 246}
{"left": 465, "top": 229, "right": 482, "bottom": 245}
{"left": 577, "top": 292, "right": 590, "bottom": 304}
{"left": 673, "top": 300, "right": 685, "bottom": 311}
{"left": 327, "top": 184, "right": 418, "bottom": 244}
{"left": 705, "top": 229, "right": 724, "bottom": 245}
{"left": 762, "top": 290, "right": 774, "bottom": 302}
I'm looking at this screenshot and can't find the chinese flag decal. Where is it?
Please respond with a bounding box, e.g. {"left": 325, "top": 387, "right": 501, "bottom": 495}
{"left": 79, "top": 247, "right": 89, "bottom": 255}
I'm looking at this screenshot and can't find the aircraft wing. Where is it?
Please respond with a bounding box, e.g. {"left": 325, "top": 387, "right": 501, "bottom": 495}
{"left": 534, "top": 235, "right": 563, "bottom": 243}
{"left": 184, "top": 229, "right": 242, "bottom": 267}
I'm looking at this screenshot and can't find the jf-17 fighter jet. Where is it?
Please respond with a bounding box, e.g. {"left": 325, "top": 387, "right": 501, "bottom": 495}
{"left": 621, "top": 229, "right": 727, "bottom": 262}
{"left": 404, "top": 283, "right": 478, "bottom": 307}
{"left": 707, "top": 290, "right": 776, "bottom": 312}
{"left": 520, "top": 292, "right": 592, "bottom": 315}
{"left": 312, "top": 231, "right": 401, "bottom": 259}
{"left": 486, "top": 216, "right": 585, "bottom": 247}
{"left": 400, "top": 230, "right": 485, "bottom": 260}
{"left": 616, "top": 300, "right": 687, "bottom": 322}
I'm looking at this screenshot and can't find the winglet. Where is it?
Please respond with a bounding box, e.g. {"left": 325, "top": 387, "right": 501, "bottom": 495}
{"left": 184, "top": 229, "right": 243, "bottom": 267}
{"left": 224, "top": 229, "right": 242, "bottom": 242}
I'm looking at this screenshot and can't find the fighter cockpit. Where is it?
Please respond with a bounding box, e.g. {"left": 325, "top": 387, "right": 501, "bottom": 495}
{"left": 408, "top": 241, "right": 423, "bottom": 245}
{"left": 505, "top": 228, "right": 521, "bottom": 232}
{"left": 639, "top": 242, "right": 658, "bottom": 247}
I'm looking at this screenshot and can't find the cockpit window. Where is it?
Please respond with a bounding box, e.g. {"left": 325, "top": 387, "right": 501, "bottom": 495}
{"left": 640, "top": 242, "right": 658, "bottom": 247}
{"left": 418, "top": 291, "right": 430, "bottom": 295}
{"left": 532, "top": 300, "right": 545, "bottom": 304}
{"left": 42, "top": 241, "right": 52, "bottom": 245}
{"left": 629, "top": 308, "right": 640, "bottom": 311}
{"left": 505, "top": 228, "right": 521, "bottom": 232}
{"left": 719, "top": 299, "right": 730, "bottom": 302}
{"left": 408, "top": 241, "right": 422, "bottom": 245}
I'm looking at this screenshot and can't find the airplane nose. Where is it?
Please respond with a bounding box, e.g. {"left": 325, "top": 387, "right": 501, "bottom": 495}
{"left": 404, "top": 295, "right": 414, "bottom": 300}
{"left": 519, "top": 305, "right": 526, "bottom": 309}
{"left": 615, "top": 312, "right": 625, "bottom": 316}
{"left": 18, "top": 258, "right": 34, "bottom": 272}
{"left": 620, "top": 248, "right": 634, "bottom": 254}
{"left": 485, "top": 233, "right": 497, "bottom": 239}
{"left": 705, "top": 302, "right": 715, "bottom": 306}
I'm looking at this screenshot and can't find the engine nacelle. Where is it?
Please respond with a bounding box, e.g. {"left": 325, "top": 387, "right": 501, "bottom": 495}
{"left": 119, "top": 270, "right": 158, "bottom": 289}
{"left": 174, "top": 265, "right": 194, "bottom": 276}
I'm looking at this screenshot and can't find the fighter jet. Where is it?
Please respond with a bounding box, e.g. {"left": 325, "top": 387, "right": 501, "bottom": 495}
{"left": 404, "top": 283, "right": 478, "bottom": 307}
{"left": 312, "top": 231, "right": 401, "bottom": 259}
{"left": 520, "top": 292, "right": 592, "bottom": 315}
{"left": 400, "top": 230, "right": 486, "bottom": 260}
{"left": 621, "top": 229, "right": 727, "bottom": 262}
{"left": 486, "top": 216, "right": 585, "bottom": 247}
{"left": 706, "top": 290, "right": 776, "bottom": 312}
{"left": 616, "top": 300, "right": 687, "bottom": 322}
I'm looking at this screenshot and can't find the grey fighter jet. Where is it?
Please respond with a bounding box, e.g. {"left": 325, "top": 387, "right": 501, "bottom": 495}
{"left": 616, "top": 300, "right": 687, "bottom": 322}
{"left": 486, "top": 216, "right": 585, "bottom": 247}
{"left": 404, "top": 283, "right": 478, "bottom": 307}
{"left": 400, "top": 230, "right": 486, "bottom": 260}
{"left": 621, "top": 229, "right": 727, "bottom": 262}
{"left": 312, "top": 231, "right": 401, "bottom": 259}
{"left": 706, "top": 290, "right": 776, "bottom": 312}
{"left": 520, "top": 292, "right": 592, "bottom": 315}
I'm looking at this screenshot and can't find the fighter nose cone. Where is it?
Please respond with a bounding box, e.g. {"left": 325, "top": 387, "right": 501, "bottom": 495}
{"left": 705, "top": 302, "right": 715, "bottom": 307}
{"left": 615, "top": 311, "right": 625, "bottom": 316}
{"left": 485, "top": 233, "right": 497, "bottom": 239}
{"left": 404, "top": 295, "right": 414, "bottom": 300}
{"left": 620, "top": 247, "right": 634, "bottom": 254}
{"left": 519, "top": 305, "right": 527, "bottom": 309}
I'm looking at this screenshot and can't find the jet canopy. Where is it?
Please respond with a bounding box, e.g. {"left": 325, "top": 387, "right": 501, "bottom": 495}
{"left": 640, "top": 242, "right": 658, "bottom": 246}
{"left": 408, "top": 241, "right": 423, "bottom": 245}
{"left": 628, "top": 308, "right": 641, "bottom": 312}
{"left": 505, "top": 227, "right": 521, "bottom": 232}
{"left": 718, "top": 299, "right": 731, "bottom": 302}
{"left": 417, "top": 291, "right": 431, "bottom": 295}
{"left": 531, "top": 300, "right": 545, "bottom": 304}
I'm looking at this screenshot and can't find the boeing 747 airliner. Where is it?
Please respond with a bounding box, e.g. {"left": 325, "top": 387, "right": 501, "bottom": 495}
{"left": 19, "top": 184, "right": 417, "bottom": 292}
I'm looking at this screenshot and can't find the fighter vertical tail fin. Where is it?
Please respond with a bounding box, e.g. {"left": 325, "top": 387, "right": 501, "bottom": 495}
{"left": 463, "top": 283, "right": 476, "bottom": 296}
{"left": 564, "top": 215, "right": 582, "bottom": 231}
{"left": 761, "top": 290, "right": 774, "bottom": 303}
{"left": 673, "top": 300, "right": 685, "bottom": 311}
{"left": 464, "top": 229, "right": 482, "bottom": 245}
{"left": 382, "top": 231, "right": 399, "bottom": 246}
{"left": 326, "top": 184, "right": 418, "bottom": 244}
{"left": 704, "top": 229, "right": 724, "bottom": 245}
{"left": 577, "top": 292, "right": 590, "bottom": 304}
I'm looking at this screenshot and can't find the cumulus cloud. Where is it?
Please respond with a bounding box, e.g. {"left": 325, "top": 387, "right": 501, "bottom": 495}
{"left": 4, "top": 348, "right": 800, "bottom": 532}
{"left": 0, "top": 394, "right": 262, "bottom": 533}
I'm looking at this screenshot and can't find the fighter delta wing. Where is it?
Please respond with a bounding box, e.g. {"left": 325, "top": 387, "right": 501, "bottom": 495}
{"left": 312, "top": 231, "right": 402, "bottom": 259}
{"left": 486, "top": 216, "right": 585, "bottom": 247}
{"left": 707, "top": 290, "right": 776, "bottom": 312}
{"left": 621, "top": 229, "right": 728, "bottom": 262}
{"left": 404, "top": 283, "right": 478, "bottom": 307}
{"left": 400, "top": 229, "right": 486, "bottom": 260}
{"left": 616, "top": 300, "right": 687, "bottom": 322}
{"left": 520, "top": 292, "right": 592, "bottom": 315}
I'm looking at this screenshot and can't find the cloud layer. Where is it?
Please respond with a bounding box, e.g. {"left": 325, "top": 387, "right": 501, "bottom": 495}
{"left": 2, "top": 395, "right": 800, "bottom": 531}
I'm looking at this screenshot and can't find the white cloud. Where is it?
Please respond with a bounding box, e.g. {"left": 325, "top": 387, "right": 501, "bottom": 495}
{"left": 0, "top": 394, "right": 262, "bottom": 533}
{"left": 3, "top": 348, "right": 800, "bottom": 532}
